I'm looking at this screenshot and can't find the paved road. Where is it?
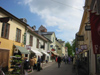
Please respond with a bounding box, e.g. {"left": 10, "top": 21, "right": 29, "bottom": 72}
{"left": 29, "top": 62, "right": 76, "bottom": 75}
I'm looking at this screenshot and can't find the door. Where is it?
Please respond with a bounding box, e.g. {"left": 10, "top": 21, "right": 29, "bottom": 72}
{"left": 0, "top": 49, "right": 9, "bottom": 72}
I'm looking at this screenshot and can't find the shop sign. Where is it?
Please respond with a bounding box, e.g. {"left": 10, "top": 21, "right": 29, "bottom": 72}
{"left": 51, "top": 49, "right": 55, "bottom": 51}
{"left": 78, "top": 49, "right": 82, "bottom": 52}
{"left": 14, "top": 48, "right": 18, "bottom": 53}
{"left": 76, "top": 35, "right": 84, "bottom": 41}
{"left": 50, "top": 45, "right": 53, "bottom": 47}
{"left": 25, "top": 45, "right": 31, "bottom": 50}
{"left": 24, "top": 33, "right": 26, "bottom": 45}
{"left": 80, "top": 44, "right": 87, "bottom": 50}
{"left": 75, "top": 48, "right": 78, "bottom": 51}
{"left": 85, "top": 25, "right": 91, "bottom": 31}
{"left": 76, "top": 51, "right": 79, "bottom": 54}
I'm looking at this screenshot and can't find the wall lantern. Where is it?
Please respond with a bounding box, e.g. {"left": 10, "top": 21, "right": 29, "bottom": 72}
{"left": 85, "top": 22, "right": 91, "bottom": 31}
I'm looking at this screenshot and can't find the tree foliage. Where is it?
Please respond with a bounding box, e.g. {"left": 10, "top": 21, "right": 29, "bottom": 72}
{"left": 65, "top": 42, "right": 72, "bottom": 56}
{"left": 65, "top": 39, "right": 76, "bottom": 56}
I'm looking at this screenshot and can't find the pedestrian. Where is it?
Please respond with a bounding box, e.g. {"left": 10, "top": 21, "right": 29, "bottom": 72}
{"left": 64, "top": 56, "right": 67, "bottom": 64}
{"left": 57, "top": 56, "right": 61, "bottom": 68}
{"left": 29, "top": 57, "right": 35, "bottom": 71}
{"left": 68, "top": 56, "right": 71, "bottom": 64}
{"left": 73, "top": 57, "right": 76, "bottom": 69}
{"left": 67, "top": 57, "right": 68, "bottom": 63}
{"left": 33, "top": 56, "right": 37, "bottom": 70}
{"left": 56, "top": 56, "right": 58, "bottom": 62}
{"left": 71, "top": 56, "right": 73, "bottom": 63}
{"left": 23, "top": 57, "right": 30, "bottom": 75}
{"left": 37, "top": 56, "right": 41, "bottom": 71}
{"left": 76, "top": 58, "right": 81, "bottom": 70}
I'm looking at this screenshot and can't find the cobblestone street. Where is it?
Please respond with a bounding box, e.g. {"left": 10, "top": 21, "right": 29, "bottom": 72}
{"left": 28, "top": 62, "right": 75, "bottom": 75}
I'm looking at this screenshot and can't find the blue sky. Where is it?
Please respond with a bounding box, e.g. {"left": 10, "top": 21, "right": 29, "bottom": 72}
{"left": 0, "top": 0, "right": 85, "bottom": 43}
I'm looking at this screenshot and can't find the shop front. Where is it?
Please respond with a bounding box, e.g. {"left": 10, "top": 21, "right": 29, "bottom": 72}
{"left": 51, "top": 51, "right": 59, "bottom": 61}
{"left": 41, "top": 50, "right": 49, "bottom": 62}
{"left": 14, "top": 45, "right": 30, "bottom": 56}
{"left": 79, "top": 50, "right": 89, "bottom": 75}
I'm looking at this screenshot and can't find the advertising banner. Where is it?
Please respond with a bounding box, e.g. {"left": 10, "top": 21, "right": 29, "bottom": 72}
{"left": 90, "top": 12, "right": 100, "bottom": 54}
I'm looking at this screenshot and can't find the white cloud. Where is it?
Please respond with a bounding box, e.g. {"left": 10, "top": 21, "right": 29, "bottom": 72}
{"left": 19, "top": 0, "right": 85, "bottom": 42}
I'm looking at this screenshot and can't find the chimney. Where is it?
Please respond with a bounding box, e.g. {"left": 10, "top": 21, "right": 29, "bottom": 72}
{"left": 32, "top": 25, "right": 36, "bottom": 30}
{"left": 20, "top": 18, "right": 27, "bottom": 23}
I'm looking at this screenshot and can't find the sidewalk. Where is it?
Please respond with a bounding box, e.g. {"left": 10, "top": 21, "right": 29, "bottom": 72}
{"left": 28, "top": 61, "right": 55, "bottom": 75}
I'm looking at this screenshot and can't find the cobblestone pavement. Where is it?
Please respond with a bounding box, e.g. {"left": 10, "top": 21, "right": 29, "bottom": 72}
{"left": 28, "top": 62, "right": 76, "bottom": 75}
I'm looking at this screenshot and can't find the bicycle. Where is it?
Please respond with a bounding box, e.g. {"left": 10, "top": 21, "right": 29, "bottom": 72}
{"left": 0, "top": 63, "right": 5, "bottom": 75}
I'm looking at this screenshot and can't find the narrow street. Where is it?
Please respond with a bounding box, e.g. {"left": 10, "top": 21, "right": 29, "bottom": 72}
{"left": 29, "top": 62, "right": 75, "bottom": 75}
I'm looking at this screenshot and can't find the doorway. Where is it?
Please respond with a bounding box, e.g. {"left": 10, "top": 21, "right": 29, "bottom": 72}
{"left": 0, "top": 49, "right": 9, "bottom": 72}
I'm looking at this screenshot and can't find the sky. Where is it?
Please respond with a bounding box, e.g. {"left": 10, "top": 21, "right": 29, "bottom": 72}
{"left": 0, "top": 0, "right": 85, "bottom": 43}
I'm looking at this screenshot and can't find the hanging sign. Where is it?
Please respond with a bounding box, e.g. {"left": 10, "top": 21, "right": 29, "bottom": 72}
{"left": 85, "top": 25, "right": 91, "bottom": 31}
{"left": 80, "top": 44, "right": 87, "bottom": 50}
{"left": 25, "top": 45, "right": 31, "bottom": 50}
{"left": 90, "top": 12, "right": 100, "bottom": 54}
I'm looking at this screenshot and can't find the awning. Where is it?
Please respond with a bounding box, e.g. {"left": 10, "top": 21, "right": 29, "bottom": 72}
{"left": 31, "top": 49, "right": 43, "bottom": 56}
{"left": 51, "top": 51, "right": 59, "bottom": 56}
{"left": 15, "top": 45, "right": 30, "bottom": 54}
{"left": 41, "top": 50, "right": 49, "bottom": 56}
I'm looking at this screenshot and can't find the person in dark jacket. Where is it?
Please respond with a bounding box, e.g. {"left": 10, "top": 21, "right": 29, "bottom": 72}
{"left": 37, "top": 56, "right": 41, "bottom": 71}
{"left": 57, "top": 56, "right": 61, "bottom": 68}
{"left": 23, "top": 57, "right": 30, "bottom": 75}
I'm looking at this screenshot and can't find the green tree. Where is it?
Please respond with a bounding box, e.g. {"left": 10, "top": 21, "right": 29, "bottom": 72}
{"left": 65, "top": 42, "right": 72, "bottom": 56}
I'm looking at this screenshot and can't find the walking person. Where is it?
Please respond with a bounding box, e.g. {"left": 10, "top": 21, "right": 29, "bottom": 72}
{"left": 29, "top": 57, "right": 35, "bottom": 71}
{"left": 64, "top": 56, "right": 67, "bottom": 64}
{"left": 67, "top": 57, "right": 68, "bottom": 64}
{"left": 37, "top": 56, "right": 41, "bottom": 71}
{"left": 57, "top": 56, "right": 61, "bottom": 68}
{"left": 73, "top": 57, "right": 76, "bottom": 69}
{"left": 33, "top": 56, "right": 37, "bottom": 70}
{"left": 68, "top": 56, "right": 71, "bottom": 64}
{"left": 56, "top": 56, "right": 58, "bottom": 62}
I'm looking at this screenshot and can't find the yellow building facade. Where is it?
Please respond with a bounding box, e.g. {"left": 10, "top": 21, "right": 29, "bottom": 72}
{"left": 76, "top": 0, "right": 100, "bottom": 75}
{"left": 0, "top": 7, "right": 28, "bottom": 71}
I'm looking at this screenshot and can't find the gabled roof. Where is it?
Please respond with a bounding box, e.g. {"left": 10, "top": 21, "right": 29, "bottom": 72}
{"left": 58, "top": 41, "right": 65, "bottom": 43}
{"left": 34, "top": 31, "right": 54, "bottom": 35}
{"left": 38, "top": 25, "right": 47, "bottom": 30}
{"left": 42, "top": 35, "right": 52, "bottom": 43}
{"left": 0, "top": 7, "right": 29, "bottom": 27}
{"left": 27, "top": 26, "right": 48, "bottom": 42}
{"left": 41, "top": 32, "right": 54, "bottom": 35}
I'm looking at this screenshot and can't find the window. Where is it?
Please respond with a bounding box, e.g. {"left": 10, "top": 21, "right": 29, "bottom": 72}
{"left": 29, "top": 35, "right": 33, "bottom": 46}
{"left": 37, "top": 39, "right": 39, "bottom": 48}
{"left": 53, "top": 37, "right": 54, "bottom": 42}
{"left": 1, "top": 23, "right": 10, "bottom": 39}
{"left": 43, "top": 42, "right": 45, "bottom": 50}
{"left": 16, "top": 28, "right": 21, "bottom": 42}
